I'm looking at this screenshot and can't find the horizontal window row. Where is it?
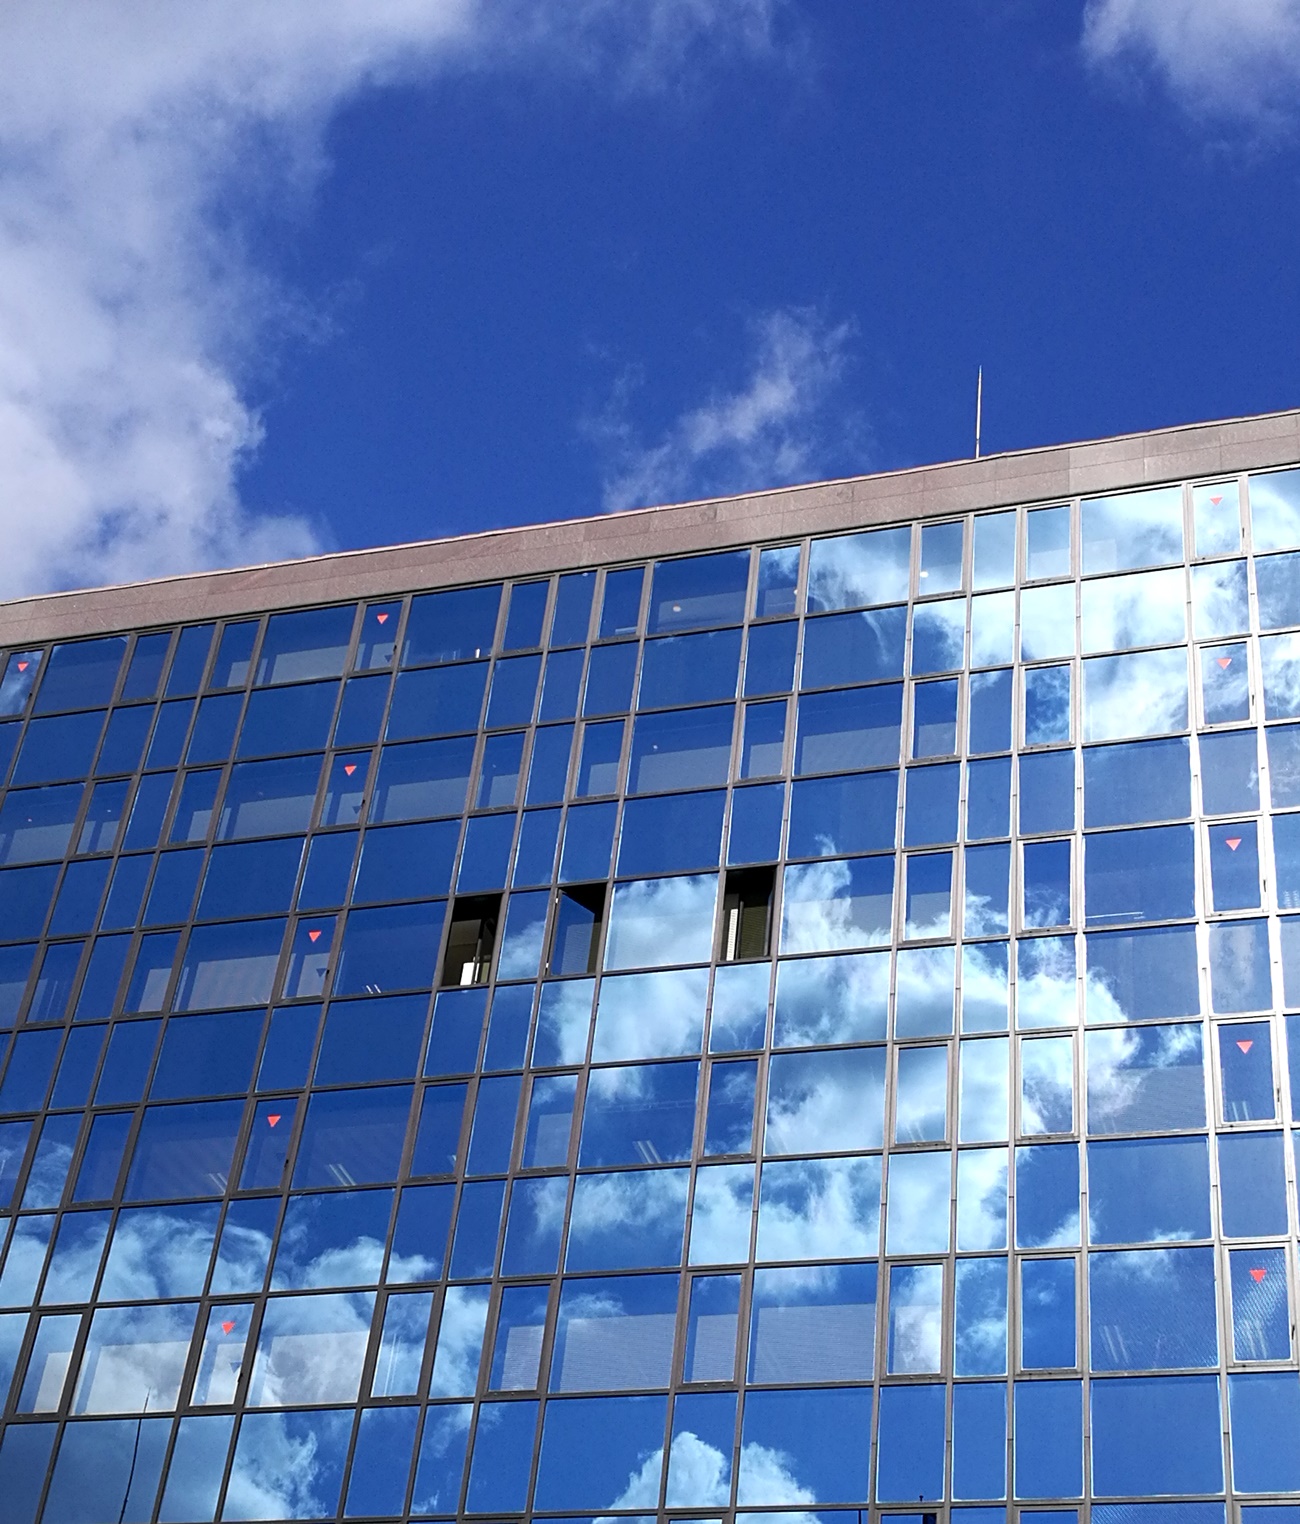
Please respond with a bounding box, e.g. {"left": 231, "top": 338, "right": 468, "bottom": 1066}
{"left": 13, "top": 627, "right": 1300, "bottom": 804}
{"left": 10, "top": 684, "right": 1300, "bottom": 889}
{"left": 8, "top": 1368, "right": 1300, "bottom": 1520}
{"left": 4, "top": 1239, "right": 1300, "bottom": 1445}
{"left": 7, "top": 852, "right": 1296, "bottom": 1021}
{"left": 7, "top": 900, "right": 1300, "bottom": 1093}
{"left": 5, "top": 470, "right": 1300, "bottom": 728}
{"left": 4, "top": 1115, "right": 1300, "bottom": 1288}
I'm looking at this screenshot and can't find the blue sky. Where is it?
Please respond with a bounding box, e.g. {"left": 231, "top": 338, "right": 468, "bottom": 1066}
{"left": 0, "top": 0, "right": 1298, "bottom": 595}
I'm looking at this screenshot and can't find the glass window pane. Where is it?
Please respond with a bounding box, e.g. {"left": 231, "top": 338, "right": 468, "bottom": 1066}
{"left": 1020, "top": 584, "right": 1074, "bottom": 660}
{"left": 604, "top": 876, "right": 716, "bottom": 970}
{"left": 565, "top": 1168, "right": 688, "bottom": 1270}
{"left": 749, "top": 1262, "right": 876, "bottom": 1381}
{"left": 1084, "top": 650, "right": 1188, "bottom": 741}
{"left": 912, "top": 598, "right": 966, "bottom": 674}
{"left": 765, "top": 1047, "right": 885, "bottom": 1153}
{"left": 1201, "top": 641, "right": 1251, "bottom": 724}
{"left": 1229, "top": 1246, "right": 1290, "bottom": 1360}
{"left": 34, "top": 638, "right": 127, "bottom": 714}
{"left": 1022, "top": 1256, "right": 1076, "bottom": 1368}
{"left": 960, "top": 1038, "right": 1009, "bottom": 1142}
{"left": 1192, "top": 559, "right": 1249, "bottom": 639}
{"left": 788, "top": 772, "right": 897, "bottom": 858}
{"left": 974, "top": 510, "right": 1016, "bottom": 587}
{"left": 1200, "top": 729, "right": 1258, "bottom": 815}
{"left": 487, "top": 1282, "right": 547, "bottom": 1391}
{"left": 1084, "top": 826, "right": 1194, "bottom": 927}
{"left": 1209, "top": 919, "right": 1272, "bottom": 1012}
{"left": 1086, "top": 1024, "right": 1205, "bottom": 1133}
{"left": 887, "top": 1264, "right": 944, "bottom": 1373}
{"left": 772, "top": 950, "right": 887, "bottom": 1045}
{"left": 629, "top": 707, "right": 732, "bottom": 793}
{"left": 1091, "top": 1374, "right": 1223, "bottom": 1497}
{"left": 795, "top": 684, "right": 901, "bottom": 774}
{"left": 1020, "top": 751, "right": 1074, "bottom": 834}
{"left": 1023, "top": 841, "right": 1071, "bottom": 929}
{"left": 1193, "top": 478, "right": 1242, "bottom": 554}
{"left": 955, "top": 1257, "right": 1008, "bottom": 1375}
{"left": 913, "top": 679, "right": 957, "bottom": 756}
{"left": 551, "top": 572, "right": 594, "bottom": 646}
{"left": 969, "top": 668, "right": 1012, "bottom": 753}
{"left": 740, "top": 700, "right": 786, "bottom": 778}
{"left": 247, "top": 1292, "right": 373, "bottom": 1406}
{"left": 550, "top": 1272, "right": 677, "bottom": 1390}
{"left": 639, "top": 629, "right": 740, "bottom": 710}
{"left": 1088, "top": 1136, "right": 1210, "bottom": 1243}
{"left": 1083, "top": 738, "right": 1189, "bottom": 827}
{"left": 579, "top": 1061, "right": 699, "bottom": 1166}
{"left": 404, "top": 586, "right": 500, "bottom": 666}
{"left": 503, "top": 580, "right": 548, "bottom": 651}
{"left": 1027, "top": 505, "right": 1070, "bottom": 579}
{"left": 919, "top": 519, "right": 963, "bottom": 591}
{"left": 1081, "top": 568, "right": 1185, "bottom": 652}
{"left": 807, "top": 527, "right": 909, "bottom": 611}
{"left": 485, "top": 653, "right": 540, "bottom": 728}
{"left": 755, "top": 545, "right": 800, "bottom": 618}
{"left": 780, "top": 858, "right": 893, "bottom": 952}
{"left": 1082, "top": 487, "right": 1183, "bottom": 572}
{"left": 895, "top": 1045, "right": 948, "bottom": 1143}
{"left": 648, "top": 551, "right": 748, "bottom": 633}
{"left": 1090, "top": 1245, "right": 1217, "bottom": 1370}
{"left": 744, "top": 620, "right": 797, "bottom": 697}
{"left": 1021, "top": 1035, "right": 1074, "bottom": 1135}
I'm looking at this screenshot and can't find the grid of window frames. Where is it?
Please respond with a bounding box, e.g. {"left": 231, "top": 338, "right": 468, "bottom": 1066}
{"left": 4, "top": 468, "right": 1300, "bottom": 1524}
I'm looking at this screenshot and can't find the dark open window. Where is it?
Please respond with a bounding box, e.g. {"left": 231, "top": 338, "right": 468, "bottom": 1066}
{"left": 720, "top": 866, "right": 774, "bottom": 961}
{"left": 441, "top": 894, "right": 500, "bottom": 987}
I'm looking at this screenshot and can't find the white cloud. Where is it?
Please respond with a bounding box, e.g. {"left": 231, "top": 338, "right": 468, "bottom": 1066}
{"left": 1082, "top": 0, "right": 1300, "bottom": 123}
{"left": 0, "top": 0, "right": 787, "bottom": 599}
{"left": 591, "top": 306, "right": 864, "bottom": 513}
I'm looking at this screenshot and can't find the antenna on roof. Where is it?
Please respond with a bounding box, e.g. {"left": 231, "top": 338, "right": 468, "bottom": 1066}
{"left": 974, "top": 365, "right": 983, "bottom": 460}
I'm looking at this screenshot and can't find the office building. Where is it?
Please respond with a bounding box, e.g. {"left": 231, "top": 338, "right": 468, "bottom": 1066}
{"left": 2, "top": 409, "right": 1300, "bottom": 1522}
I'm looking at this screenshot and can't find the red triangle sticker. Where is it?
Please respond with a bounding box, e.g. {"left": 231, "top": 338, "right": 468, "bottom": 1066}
{"left": 1250, "top": 1267, "right": 1267, "bottom": 1283}
{"left": 307, "top": 929, "right": 322, "bottom": 943}
{"left": 1226, "top": 837, "right": 1242, "bottom": 851}
{"left": 221, "top": 1320, "right": 236, "bottom": 1334}
{"left": 1211, "top": 495, "right": 1223, "bottom": 506}
{"left": 1237, "top": 1039, "right": 1254, "bottom": 1053}
{"left": 376, "top": 612, "right": 389, "bottom": 624}
{"left": 266, "top": 1114, "right": 281, "bottom": 1127}
{"left": 343, "top": 764, "right": 357, "bottom": 776}
{"left": 15, "top": 662, "right": 27, "bottom": 672}
{"left": 1216, "top": 656, "right": 1232, "bottom": 669}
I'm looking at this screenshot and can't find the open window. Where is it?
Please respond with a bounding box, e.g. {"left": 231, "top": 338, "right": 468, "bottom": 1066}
{"left": 548, "top": 885, "right": 606, "bottom": 976}
{"left": 720, "top": 866, "right": 774, "bottom": 961}
{"left": 441, "top": 894, "right": 500, "bottom": 987}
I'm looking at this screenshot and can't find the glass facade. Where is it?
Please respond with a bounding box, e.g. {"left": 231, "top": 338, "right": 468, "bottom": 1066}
{"left": 3, "top": 461, "right": 1300, "bottom": 1521}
